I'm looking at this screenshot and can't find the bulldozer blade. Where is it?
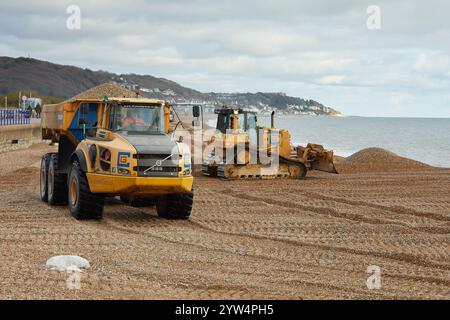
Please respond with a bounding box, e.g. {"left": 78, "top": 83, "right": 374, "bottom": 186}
{"left": 311, "top": 150, "right": 338, "bottom": 174}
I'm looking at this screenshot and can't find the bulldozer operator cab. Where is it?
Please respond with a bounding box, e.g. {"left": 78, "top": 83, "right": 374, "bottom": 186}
{"left": 216, "top": 109, "right": 258, "bottom": 133}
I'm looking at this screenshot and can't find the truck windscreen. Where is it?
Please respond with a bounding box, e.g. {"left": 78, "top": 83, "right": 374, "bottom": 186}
{"left": 109, "top": 104, "right": 164, "bottom": 134}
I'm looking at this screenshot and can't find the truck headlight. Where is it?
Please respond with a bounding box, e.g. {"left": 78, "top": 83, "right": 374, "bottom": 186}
{"left": 118, "top": 168, "right": 130, "bottom": 175}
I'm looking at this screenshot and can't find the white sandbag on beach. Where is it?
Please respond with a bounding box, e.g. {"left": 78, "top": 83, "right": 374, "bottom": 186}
{"left": 45, "top": 255, "right": 90, "bottom": 272}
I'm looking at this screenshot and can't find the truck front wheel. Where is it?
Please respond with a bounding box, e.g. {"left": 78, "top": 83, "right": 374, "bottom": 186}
{"left": 156, "top": 193, "right": 193, "bottom": 220}
{"left": 68, "top": 161, "right": 104, "bottom": 220}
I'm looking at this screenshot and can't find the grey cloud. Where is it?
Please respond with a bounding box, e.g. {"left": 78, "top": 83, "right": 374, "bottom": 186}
{"left": 1, "top": 0, "right": 449, "bottom": 116}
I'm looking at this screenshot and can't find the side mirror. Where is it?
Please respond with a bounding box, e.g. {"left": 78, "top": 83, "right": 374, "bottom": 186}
{"left": 193, "top": 105, "right": 201, "bottom": 118}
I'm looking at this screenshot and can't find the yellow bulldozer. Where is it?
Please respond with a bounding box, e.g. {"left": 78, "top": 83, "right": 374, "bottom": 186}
{"left": 40, "top": 97, "right": 194, "bottom": 220}
{"left": 202, "top": 108, "right": 337, "bottom": 179}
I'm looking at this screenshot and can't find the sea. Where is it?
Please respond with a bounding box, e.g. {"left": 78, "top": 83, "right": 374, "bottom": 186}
{"left": 257, "top": 116, "right": 450, "bottom": 168}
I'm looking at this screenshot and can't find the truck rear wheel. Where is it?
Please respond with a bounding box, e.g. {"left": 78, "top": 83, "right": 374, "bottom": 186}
{"left": 156, "top": 192, "right": 193, "bottom": 219}
{"left": 40, "top": 153, "right": 52, "bottom": 202}
{"left": 68, "top": 161, "right": 104, "bottom": 220}
{"left": 47, "top": 154, "right": 68, "bottom": 205}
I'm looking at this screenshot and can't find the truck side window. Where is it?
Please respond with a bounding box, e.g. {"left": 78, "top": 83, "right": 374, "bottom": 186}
{"left": 78, "top": 103, "right": 98, "bottom": 125}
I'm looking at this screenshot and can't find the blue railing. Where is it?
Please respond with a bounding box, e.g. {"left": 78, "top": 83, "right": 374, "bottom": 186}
{"left": 0, "top": 109, "right": 31, "bottom": 126}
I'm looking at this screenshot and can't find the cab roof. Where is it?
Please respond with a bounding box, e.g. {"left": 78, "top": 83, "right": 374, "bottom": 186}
{"left": 215, "top": 108, "right": 256, "bottom": 115}
{"left": 69, "top": 97, "right": 165, "bottom": 105}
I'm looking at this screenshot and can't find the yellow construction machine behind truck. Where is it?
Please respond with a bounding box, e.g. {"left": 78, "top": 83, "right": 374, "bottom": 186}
{"left": 202, "top": 108, "right": 338, "bottom": 179}
{"left": 40, "top": 97, "right": 194, "bottom": 220}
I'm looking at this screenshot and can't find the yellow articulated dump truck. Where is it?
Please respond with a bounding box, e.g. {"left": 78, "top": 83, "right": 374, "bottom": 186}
{"left": 40, "top": 97, "right": 194, "bottom": 220}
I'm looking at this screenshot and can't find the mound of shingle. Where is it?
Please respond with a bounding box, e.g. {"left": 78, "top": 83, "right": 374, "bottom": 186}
{"left": 72, "top": 83, "right": 137, "bottom": 100}
{"left": 337, "top": 148, "right": 430, "bottom": 173}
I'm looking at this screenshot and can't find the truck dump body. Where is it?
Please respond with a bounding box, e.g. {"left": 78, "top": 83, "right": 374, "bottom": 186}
{"left": 41, "top": 103, "right": 63, "bottom": 139}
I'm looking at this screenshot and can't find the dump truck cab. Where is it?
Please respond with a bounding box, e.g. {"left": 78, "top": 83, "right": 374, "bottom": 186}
{"left": 40, "top": 97, "right": 194, "bottom": 220}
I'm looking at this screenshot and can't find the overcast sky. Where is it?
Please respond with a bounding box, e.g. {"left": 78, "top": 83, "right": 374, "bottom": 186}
{"left": 1, "top": 0, "right": 449, "bottom": 117}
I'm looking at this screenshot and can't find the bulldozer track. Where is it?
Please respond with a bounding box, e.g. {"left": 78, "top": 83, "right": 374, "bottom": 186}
{"left": 298, "top": 191, "right": 450, "bottom": 223}
{"left": 216, "top": 159, "right": 307, "bottom": 180}
{"left": 219, "top": 190, "right": 450, "bottom": 235}
{"left": 95, "top": 211, "right": 450, "bottom": 298}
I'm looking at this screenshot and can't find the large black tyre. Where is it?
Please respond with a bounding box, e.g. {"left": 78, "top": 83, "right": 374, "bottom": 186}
{"left": 68, "top": 161, "right": 104, "bottom": 220}
{"left": 47, "top": 154, "right": 68, "bottom": 205}
{"left": 39, "top": 153, "right": 53, "bottom": 202}
{"left": 156, "top": 192, "right": 193, "bottom": 220}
